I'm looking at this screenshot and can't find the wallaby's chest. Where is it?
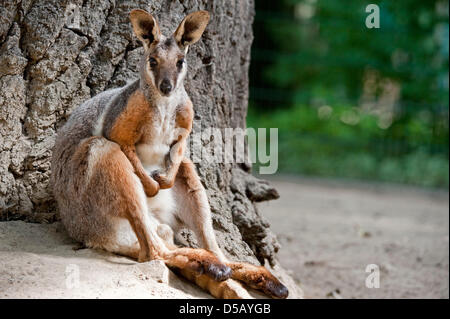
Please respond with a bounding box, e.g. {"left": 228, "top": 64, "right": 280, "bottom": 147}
{"left": 136, "top": 97, "right": 179, "bottom": 172}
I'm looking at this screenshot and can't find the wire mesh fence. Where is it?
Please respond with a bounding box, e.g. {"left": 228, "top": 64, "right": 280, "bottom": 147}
{"left": 247, "top": 4, "right": 449, "bottom": 188}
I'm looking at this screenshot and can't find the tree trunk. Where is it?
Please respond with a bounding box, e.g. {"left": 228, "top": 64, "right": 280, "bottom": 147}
{"left": 0, "top": 0, "right": 284, "bottom": 269}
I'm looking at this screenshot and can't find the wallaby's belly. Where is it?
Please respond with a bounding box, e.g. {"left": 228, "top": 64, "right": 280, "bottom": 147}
{"left": 139, "top": 142, "right": 176, "bottom": 224}
{"left": 136, "top": 142, "right": 170, "bottom": 172}
{"left": 136, "top": 139, "right": 176, "bottom": 224}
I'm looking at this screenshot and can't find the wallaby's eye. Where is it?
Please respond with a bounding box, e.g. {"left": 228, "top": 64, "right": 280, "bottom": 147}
{"left": 176, "top": 58, "right": 184, "bottom": 70}
{"left": 149, "top": 57, "right": 158, "bottom": 68}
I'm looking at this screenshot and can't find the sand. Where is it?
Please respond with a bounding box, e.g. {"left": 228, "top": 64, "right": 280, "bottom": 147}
{"left": 0, "top": 221, "right": 212, "bottom": 298}
{"left": 0, "top": 216, "right": 301, "bottom": 299}
{"left": 257, "top": 176, "right": 449, "bottom": 299}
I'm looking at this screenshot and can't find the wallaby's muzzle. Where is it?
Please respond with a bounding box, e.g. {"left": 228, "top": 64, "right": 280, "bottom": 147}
{"left": 159, "top": 78, "right": 173, "bottom": 95}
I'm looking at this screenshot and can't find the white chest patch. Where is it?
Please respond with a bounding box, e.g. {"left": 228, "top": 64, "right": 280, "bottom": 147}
{"left": 136, "top": 90, "right": 183, "bottom": 174}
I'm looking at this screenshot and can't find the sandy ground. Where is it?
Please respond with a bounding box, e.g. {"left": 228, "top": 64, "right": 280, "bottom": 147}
{"left": 1, "top": 176, "right": 447, "bottom": 299}
{"left": 0, "top": 221, "right": 212, "bottom": 299}
{"left": 0, "top": 218, "right": 301, "bottom": 299}
{"left": 257, "top": 176, "right": 449, "bottom": 299}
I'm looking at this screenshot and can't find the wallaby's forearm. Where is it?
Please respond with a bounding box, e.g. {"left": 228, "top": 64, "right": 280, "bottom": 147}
{"left": 153, "top": 135, "right": 187, "bottom": 189}
{"left": 121, "top": 145, "right": 160, "bottom": 197}
{"left": 106, "top": 89, "right": 160, "bottom": 196}
{"left": 152, "top": 103, "right": 193, "bottom": 189}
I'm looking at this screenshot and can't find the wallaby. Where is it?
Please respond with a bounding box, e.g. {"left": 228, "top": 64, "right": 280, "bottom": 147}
{"left": 50, "top": 9, "right": 288, "bottom": 299}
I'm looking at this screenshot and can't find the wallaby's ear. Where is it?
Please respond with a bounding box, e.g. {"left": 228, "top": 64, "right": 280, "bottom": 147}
{"left": 173, "top": 11, "right": 210, "bottom": 49}
{"left": 130, "top": 9, "right": 161, "bottom": 49}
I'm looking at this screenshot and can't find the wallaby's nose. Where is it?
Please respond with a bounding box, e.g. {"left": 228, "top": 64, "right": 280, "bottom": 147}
{"left": 159, "top": 79, "right": 172, "bottom": 95}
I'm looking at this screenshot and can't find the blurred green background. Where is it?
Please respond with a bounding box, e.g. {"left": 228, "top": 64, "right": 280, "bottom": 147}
{"left": 247, "top": 0, "right": 449, "bottom": 188}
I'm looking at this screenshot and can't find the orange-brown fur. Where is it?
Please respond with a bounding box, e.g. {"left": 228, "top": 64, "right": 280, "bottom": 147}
{"left": 108, "top": 90, "right": 160, "bottom": 197}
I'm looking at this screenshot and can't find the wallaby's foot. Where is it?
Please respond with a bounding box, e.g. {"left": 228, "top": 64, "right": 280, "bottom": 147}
{"left": 227, "top": 262, "right": 289, "bottom": 299}
{"left": 165, "top": 248, "right": 231, "bottom": 282}
{"left": 176, "top": 268, "right": 253, "bottom": 299}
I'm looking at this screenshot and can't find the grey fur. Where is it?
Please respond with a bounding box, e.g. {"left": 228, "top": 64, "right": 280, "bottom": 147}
{"left": 102, "top": 80, "right": 140, "bottom": 138}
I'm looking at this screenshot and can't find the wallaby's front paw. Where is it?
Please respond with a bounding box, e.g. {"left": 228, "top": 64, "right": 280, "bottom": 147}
{"left": 151, "top": 170, "right": 164, "bottom": 182}
{"left": 166, "top": 248, "right": 232, "bottom": 282}
{"left": 151, "top": 170, "right": 173, "bottom": 189}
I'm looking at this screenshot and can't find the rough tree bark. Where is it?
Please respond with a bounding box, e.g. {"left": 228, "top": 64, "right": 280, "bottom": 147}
{"left": 0, "top": 0, "right": 286, "bottom": 271}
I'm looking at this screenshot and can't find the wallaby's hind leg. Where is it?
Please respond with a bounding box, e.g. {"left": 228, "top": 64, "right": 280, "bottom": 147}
{"left": 172, "top": 158, "right": 227, "bottom": 261}
{"left": 75, "top": 137, "right": 167, "bottom": 262}
{"left": 75, "top": 139, "right": 230, "bottom": 281}
{"left": 173, "top": 158, "right": 289, "bottom": 299}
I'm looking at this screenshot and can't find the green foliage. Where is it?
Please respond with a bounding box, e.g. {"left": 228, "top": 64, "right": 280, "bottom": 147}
{"left": 248, "top": 1, "right": 449, "bottom": 187}
{"left": 247, "top": 104, "right": 449, "bottom": 187}
{"left": 253, "top": 0, "right": 449, "bottom": 106}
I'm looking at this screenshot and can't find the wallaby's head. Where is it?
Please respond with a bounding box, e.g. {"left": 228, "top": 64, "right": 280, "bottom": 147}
{"left": 130, "top": 9, "right": 210, "bottom": 97}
